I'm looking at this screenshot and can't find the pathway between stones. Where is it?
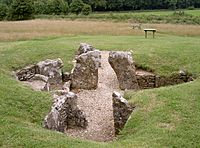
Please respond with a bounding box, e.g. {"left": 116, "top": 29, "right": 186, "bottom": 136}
{"left": 65, "top": 51, "right": 123, "bottom": 142}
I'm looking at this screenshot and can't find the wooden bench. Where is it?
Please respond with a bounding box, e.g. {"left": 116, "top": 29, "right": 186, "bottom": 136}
{"left": 144, "top": 29, "right": 157, "bottom": 38}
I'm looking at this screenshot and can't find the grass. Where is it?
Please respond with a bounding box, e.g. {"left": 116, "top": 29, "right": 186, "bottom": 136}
{"left": 0, "top": 20, "right": 142, "bottom": 41}
{"left": 123, "top": 79, "right": 200, "bottom": 147}
{"left": 1, "top": 19, "right": 200, "bottom": 42}
{"left": 35, "top": 9, "right": 200, "bottom": 25}
{"left": 1, "top": 35, "right": 200, "bottom": 75}
{"left": 1, "top": 20, "right": 200, "bottom": 147}
{"left": 186, "top": 9, "right": 200, "bottom": 16}
{"left": 98, "top": 9, "right": 200, "bottom": 16}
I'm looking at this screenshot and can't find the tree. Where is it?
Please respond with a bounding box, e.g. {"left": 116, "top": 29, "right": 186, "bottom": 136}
{"left": 49, "top": 0, "right": 69, "bottom": 15}
{"left": 82, "top": 4, "right": 92, "bottom": 15}
{"left": 69, "top": 0, "right": 84, "bottom": 15}
{"left": 34, "top": 0, "right": 48, "bottom": 14}
{"left": 8, "top": 0, "right": 34, "bottom": 20}
{"left": 168, "top": 0, "right": 177, "bottom": 10}
{"left": 177, "top": 0, "right": 190, "bottom": 8}
{"left": 64, "top": 0, "right": 72, "bottom": 4}
{"left": 0, "top": 3, "right": 8, "bottom": 20}
{"left": 194, "top": 0, "right": 200, "bottom": 8}
{"left": 106, "top": 0, "right": 125, "bottom": 11}
{"left": 84, "top": 0, "right": 106, "bottom": 11}
{"left": 0, "top": 0, "right": 13, "bottom": 6}
{"left": 34, "top": 0, "right": 69, "bottom": 15}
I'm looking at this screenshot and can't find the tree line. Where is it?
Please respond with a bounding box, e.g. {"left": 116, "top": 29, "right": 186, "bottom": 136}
{"left": 86, "top": 0, "right": 200, "bottom": 11}
{"left": 0, "top": 0, "right": 93, "bottom": 20}
{"left": 0, "top": 0, "right": 200, "bottom": 20}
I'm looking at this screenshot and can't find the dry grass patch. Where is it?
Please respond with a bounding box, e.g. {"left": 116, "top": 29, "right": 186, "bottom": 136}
{"left": 0, "top": 19, "right": 142, "bottom": 41}
{"left": 157, "top": 122, "right": 176, "bottom": 131}
{"left": 1, "top": 19, "right": 200, "bottom": 41}
{"left": 146, "top": 23, "right": 200, "bottom": 36}
{"left": 157, "top": 111, "right": 182, "bottom": 131}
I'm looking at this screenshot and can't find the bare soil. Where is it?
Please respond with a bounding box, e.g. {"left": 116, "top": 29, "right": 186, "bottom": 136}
{"left": 136, "top": 70, "right": 155, "bottom": 76}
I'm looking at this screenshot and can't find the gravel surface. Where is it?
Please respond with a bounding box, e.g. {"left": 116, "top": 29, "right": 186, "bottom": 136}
{"left": 65, "top": 51, "right": 123, "bottom": 142}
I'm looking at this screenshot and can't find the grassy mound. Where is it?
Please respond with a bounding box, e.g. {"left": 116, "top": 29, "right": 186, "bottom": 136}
{"left": 123, "top": 80, "right": 200, "bottom": 147}
{"left": 0, "top": 34, "right": 200, "bottom": 147}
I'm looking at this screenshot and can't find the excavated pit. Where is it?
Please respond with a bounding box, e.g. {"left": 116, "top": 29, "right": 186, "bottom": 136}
{"left": 136, "top": 69, "right": 194, "bottom": 89}
{"left": 15, "top": 44, "right": 195, "bottom": 142}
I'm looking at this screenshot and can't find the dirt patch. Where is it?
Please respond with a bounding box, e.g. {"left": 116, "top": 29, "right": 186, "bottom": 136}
{"left": 136, "top": 70, "right": 155, "bottom": 76}
{"left": 157, "top": 112, "right": 182, "bottom": 131}
{"left": 158, "top": 122, "right": 176, "bottom": 131}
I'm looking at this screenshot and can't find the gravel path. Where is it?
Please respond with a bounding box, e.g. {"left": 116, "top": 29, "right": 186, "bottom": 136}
{"left": 65, "top": 51, "right": 122, "bottom": 142}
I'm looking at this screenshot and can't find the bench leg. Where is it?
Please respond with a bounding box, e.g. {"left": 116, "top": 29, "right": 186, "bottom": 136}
{"left": 145, "top": 31, "right": 147, "bottom": 38}
{"left": 153, "top": 31, "right": 155, "bottom": 38}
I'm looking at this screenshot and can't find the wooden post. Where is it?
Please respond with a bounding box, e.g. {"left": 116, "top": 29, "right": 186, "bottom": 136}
{"left": 145, "top": 31, "right": 147, "bottom": 38}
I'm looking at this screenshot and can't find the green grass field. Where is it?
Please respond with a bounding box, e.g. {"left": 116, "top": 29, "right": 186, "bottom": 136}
{"left": 94, "top": 9, "right": 200, "bottom": 16}
{"left": 0, "top": 32, "right": 200, "bottom": 147}
{"left": 36, "top": 9, "right": 200, "bottom": 24}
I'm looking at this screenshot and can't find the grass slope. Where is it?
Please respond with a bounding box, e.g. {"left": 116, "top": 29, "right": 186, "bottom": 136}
{"left": 0, "top": 34, "right": 200, "bottom": 147}
{"left": 122, "top": 79, "right": 200, "bottom": 147}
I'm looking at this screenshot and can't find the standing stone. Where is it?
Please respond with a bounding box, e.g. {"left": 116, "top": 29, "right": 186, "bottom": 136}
{"left": 71, "top": 51, "right": 101, "bottom": 90}
{"left": 77, "top": 43, "right": 95, "bottom": 55}
{"left": 44, "top": 92, "right": 88, "bottom": 132}
{"left": 112, "top": 91, "right": 134, "bottom": 134}
{"left": 36, "top": 58, "right": 63, "bottom": 84}
{"left": 108, "top": 51, "right": 139, "bottom": 90}
{"left": 62, "top": 81, "right": 71, "bottom": 92}
{"left": 76, "top": 43, "right": 102, "bottom": 67}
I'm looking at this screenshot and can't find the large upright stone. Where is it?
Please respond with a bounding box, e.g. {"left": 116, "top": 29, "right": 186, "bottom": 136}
{"left": 108, "top": 51, "right": 139, "bottom": 90}
{"left": 36, "top": 58, "right": 63, "bottom": 84}
{"left": 112, "top": 91, "right": 134, "bottom": 134}
{"left": 71, "top": 51, "right": 100, "bottom": 90}
{"left": 77, "top": 43, "right": 95, "bottom": 55}
{"left": 44, "top": 92, "right": 88, "bottom": 132}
